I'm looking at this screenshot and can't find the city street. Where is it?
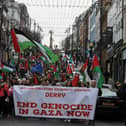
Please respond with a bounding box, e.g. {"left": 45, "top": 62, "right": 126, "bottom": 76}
{"left": 0, "top": 118, "right": 124, "bottom": 126}
{"left": 0, "top": 0, "right": 126, "bottom": 126}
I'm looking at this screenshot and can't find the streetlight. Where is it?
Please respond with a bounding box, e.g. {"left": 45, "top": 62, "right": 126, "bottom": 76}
{"left": 49, "top": 30, "right": 53, "bottom": 49}
{"left": 89, "top": 42, "right": 95, "bottom": 60}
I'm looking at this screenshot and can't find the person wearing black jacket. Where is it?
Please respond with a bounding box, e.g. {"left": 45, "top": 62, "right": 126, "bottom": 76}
{"left": 117, "top": 81, "right": 126, "bottom": 126}
{"left": 88, "top": 80, "right": 102, "bottom": 126}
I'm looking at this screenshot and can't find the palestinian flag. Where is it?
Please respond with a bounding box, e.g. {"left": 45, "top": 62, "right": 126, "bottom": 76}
{"left": 29, "top": 56, "right": 35, "bottom": 64}
{"left": 33, "top": 41, "right": 51, "bottom": 63}
{"left": 63, "top": 54, "right": 67, "bottom": 61}
{"left": 34, "top": 74, "right": 38, "bottom": 85}
{"left": 33, "top": 42, "right": 59, "bottom": 64}
{"left": 50, "top": 64, "right": 59, "bottom": 80}
{"left": 40, "top": 56, "right": 49, "bottom": 65}
{"left": 0, "top": 64, "right": 15, "bottom": 73}
{"left": 54, "top": 63, "right": 60, "bottom": 80}
{"left": 69, "top": 54, "right": 74, "bottom": 72}
{"left": 11, "top": 29, "right": 35, "bottom": 52}
{"left": 91, "top": 54, "right": 104, "bottom": 88}
{"left": 19, "top": 55, "right": 25, "bottom": 62}
{"left": 66, "top": 63, "right": 72, "bottom": 77}
{"left": 11, "top": 29, "right": 51, "bottom": 63}
{"left": 50, "top": 64, "right": 57, "bottom": 72}
{"left": 41, "top": 45, "right": 59, "bottom": 63}
{"left": 11, "top": 29, "right": 20, "bottom": 53}
{"left": 80, "top": 58, "right": 91, "bottom": 83}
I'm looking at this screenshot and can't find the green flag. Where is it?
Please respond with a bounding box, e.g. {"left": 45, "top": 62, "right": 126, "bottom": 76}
{"left": 40, "top": 56, "right": 49, "bottom": 65}
{"left": 91, "top": 54, "right": 104, "bottom": 88}
{"left": 80, "top": 58, "right": 91, "bottom": 83}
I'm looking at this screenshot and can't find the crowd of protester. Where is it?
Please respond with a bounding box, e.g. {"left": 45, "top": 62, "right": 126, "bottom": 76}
{"left": 0, "top": 53, "right": 97, "bottom": 120}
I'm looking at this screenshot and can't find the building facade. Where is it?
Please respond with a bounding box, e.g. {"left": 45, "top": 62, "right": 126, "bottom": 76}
{"left": 0, "top": 0, "right": 43, "bottom": 64}
{"left": 113, "top": 0, "right": 123, "bottom": 82}
{"left": 0, "top": 0, "right": 9, "bottom": 62}
{"left": 106, "top": 0, "right": 116, "bottom": 83}
{"left": 122, "top": 0, "right": 126, "bottom": 80}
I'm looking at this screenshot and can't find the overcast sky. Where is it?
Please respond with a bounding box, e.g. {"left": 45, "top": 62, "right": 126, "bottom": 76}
{"left": 15, "top": 0, "right": 95, "bottom": 48}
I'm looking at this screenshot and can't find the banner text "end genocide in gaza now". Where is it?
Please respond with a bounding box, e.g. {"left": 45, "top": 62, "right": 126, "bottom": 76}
{"left": 14, "top": 86, "right": 98, "bottom": 119}
{"left": 17, "top": 102, "right": 93, "bottom": 118}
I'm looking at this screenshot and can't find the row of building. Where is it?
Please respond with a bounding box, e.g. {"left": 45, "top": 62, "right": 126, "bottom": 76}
{"left": 62, "top": 0, "right": 126, "bottom": 84}
{"left": 0, "top": 0, "right": 43, "bottom": 64}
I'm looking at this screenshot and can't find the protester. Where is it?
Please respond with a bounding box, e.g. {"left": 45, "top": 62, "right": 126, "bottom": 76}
{"left": 90, "top": 80, "right": 102, "bottom": 96}
{"left": 115, "top": 81, "right": 122, "bottom": 90}
{"left": 88, "top": 80, "right": 102, "bottom": 126}
{"left": 64, "top": 79, "right": 72, "bottom": 123}
{"left": 22, "top": 78, "right": 27, "bottom": 85}
{"left": 80, "top": 81, "right": 86, "bottom": 87}
{"left": 0, "top": 51, "right": 98, "bottom": 124}
{"left": 66, "top": 79, "right": 72, "bottom": 87}
{"left": 11, "top": 77, "right": 18, "bottom": 86}
{"left": 25, "top": 79, "right": 30, "bottom": 85}
{"left": 117, "top": 80, "right": 126, "bottom": 126}
{"left": 41, "top": 78, "right": 49, "bottom": 86}
{"left": 72, "top": 73, "right": 79, "bottom": 87}
{"left": 8, "top": 82, "right": 14, "bottom": 118}
{"left": 0, "top": 77, "right": 9, "bottom": 118}
{"left": 90, "top": 80, "right": 96, "bottom": 88}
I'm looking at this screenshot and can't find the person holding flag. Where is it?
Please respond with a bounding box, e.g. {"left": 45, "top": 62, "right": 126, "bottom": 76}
{"left": 80, "top": 58, "right": 91, "bottom": 84}
{"left": 69, "top": 53, "right": 75, "bottom": 73}
{"left": 66, "top": 63, "right": 73, "bottom": 77}
{"left": 91, "top": 54, "right": 104, "bottom": 89}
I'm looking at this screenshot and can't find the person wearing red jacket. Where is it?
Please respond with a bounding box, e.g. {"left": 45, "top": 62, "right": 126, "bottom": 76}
{"left": 72, "top": 73, "right": 79, "bottom": 87}
{"left": 0, "top": 79, "right": 9, "bottom": 118}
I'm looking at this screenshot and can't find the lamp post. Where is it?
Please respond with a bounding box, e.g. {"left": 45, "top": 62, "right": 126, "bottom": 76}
{"left": 49, "top": 30, "right": 53, "bottom": 49}
{"left": 89, "top": 42, "right": 94, "bottom": 60}
{"left": 88, "top": 41, "right": 95, "bottom": 79}
{"left": 34, "top": 20, "right": 36, "bottom": 39}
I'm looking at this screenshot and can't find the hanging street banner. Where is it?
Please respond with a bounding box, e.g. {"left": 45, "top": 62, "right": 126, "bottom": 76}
{"left": 13, "top": 86, "right": 98, "bottom": 120}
